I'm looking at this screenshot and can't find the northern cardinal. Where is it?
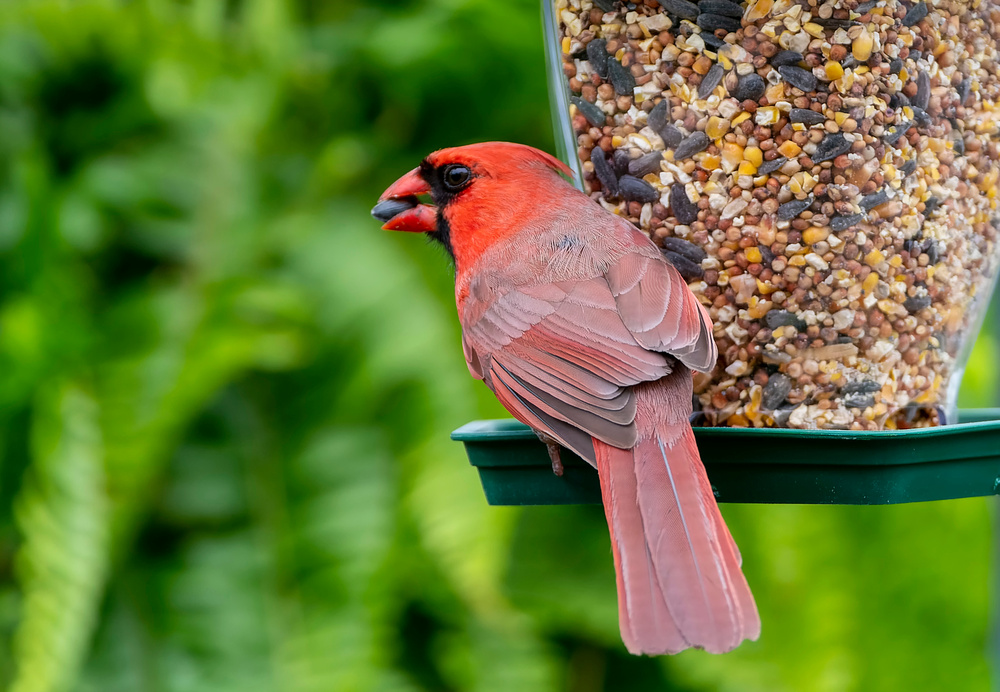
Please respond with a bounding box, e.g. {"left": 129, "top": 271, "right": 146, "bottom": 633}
{"left": 372, "top": 142, "right": 759, "bottom": 655}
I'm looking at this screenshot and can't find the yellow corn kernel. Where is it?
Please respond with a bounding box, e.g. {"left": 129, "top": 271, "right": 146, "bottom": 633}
{"left": 744, "top": 146, "right": 764, "bottom": 167}
{"left": 722, "top": 143, "right": 745, "bottom": 169}
{"left": 701, "top": 153, "right": 721, "bottom": 169}
{"left": 834, "top": 111, "right": 849, "bottom": 125}
{"left": 853, "top": 30, "right": 874, "bottom": 61}
{"left": 706, "top": 116, "right": 730, "bottom": 140}
{"left": 731, "top": 111, "right": 753, "bottom": 127}
{"left": 745, "top": 246, "right": 763, "bottom": 263}
{"left": 889, "top": 255, "right": 903, "bottom": 268}
{"left": 789, "top": 254, "right": 807, "bottom": 267}
{"left": 562, "top": 37, "right": 571, "bottom": 54}
{"left": 756, "top": 107, "right": 780, "bottom": 126}
{"left": 899, "top": 68, "right": 909, "bottom": 82}
{"left": 825, "top": 61, "right": 845, "bottom": 80}
{"left": 803, "top": 227, "right": 830, "bottom": 245}
{"left": 745, "top": 0, "right": 774, "bottom": 22}
{"left": 611, "top": 135, "right": 625, "bottom": 148}
{"left": 865, "top": 248, "right": 885, "bottom": 266}
{"left": 804, "top": 22, "right": 825, "bottom": 38}
{"left": 739, "top": 160, "right": 758, "bottom": 176}
{"left": 863, "top": 272, "right": 879, "bottom": 294}
{"left": 777, "top": 140, "right": 802, "bottom": 158}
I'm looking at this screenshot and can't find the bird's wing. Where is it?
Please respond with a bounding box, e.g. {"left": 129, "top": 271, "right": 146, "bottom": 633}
{"left": 461, "top": 275, "right": 672, "bottom": 464}
{"left": 605, "top": 225, "right": 718, "bottom": 373}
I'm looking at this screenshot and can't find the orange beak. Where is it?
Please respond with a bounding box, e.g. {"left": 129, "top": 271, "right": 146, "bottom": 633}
{"left": 372, "top": 167, "right": 438, "bottom": 233}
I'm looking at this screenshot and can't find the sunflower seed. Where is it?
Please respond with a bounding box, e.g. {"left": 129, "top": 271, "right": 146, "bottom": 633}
{"left": 613, "top": 148, "right": 631, "bottom": 177}
{"left": 674, "top": 131, "right": 711, "bottom": 160}
{"left": 883, "top": 122, "right": 913, "bottom": 147}
{"left": 628, "top": 151, "right": 664, "bottom": 177}
{"left": 756, "top": 157, "right": 787, "bottom": 175}
{"left": 859, "top": 189, "right": 889, "bottom": 211}
{"left": 608, "top": 58, "right": 636, "bottom": 95}
{"left": 658, "top": 0, "right": 701, "bottom": 19}
{"left": 957, "top": 78, "right": 971, "bottom": 105}
{"left": 913, "top": 71, "right": 930, "bottom": 110}
{"left": 661, "top": 236, "right": 708, "bottom": 263}
{"left": 856, "top": 0, "right": 878, "bottom": 13}
{"left": 647, "top": 99, "right": 668, "bottom": 134}
{"left": 664, "top": 251, "right": 704, "bottom": 280}
{"left": 812, "top": 133, "right": 852, "bottom": 163}
{"left": 904, "top": 295, "right": 932, "bottom": 313}
{"left": 900, "top": 159, "right": 917, "bottom": 176}
{"left": 696, "top": 13, "right": 741, "bottom": 33}
{"left": 777, "top": 198, "right": 811, "bottom": 220}
{"left": 371, "top": 198, "right": 417, "bottom": 223}
{"left": 660, "top": 123, "right": 684, "bottom": 149}
{"left": 698, "top": 0, "right": 743, "bottom": 18}
{"left": 701, "top": 32, "right": 725, "bottom": 50}
{"left": 698, "top": 63, "right": 725, "bottom": 99}
{"left": 844, "top": 393, "right": 875, "bottom": 409}
{"left": 593, "top": 0, "right": 615, "bottom": 10}
{"left": 779, "top": 65, "right": 817, "bottom": 92}
{"left": 813, "top": 17, "right": 857, "bottom": 28}
{"left": 771, "top": 50, "right": 804, "bottom": 67}
{"left": 571, "top": 96, "right": 606, "bottom": 127}
{"left": 591, "top": 150, "right": 619, "bottom": 196}
{"left": 764, "top": 310, "right": 806, "bottom": 331}
{"left": 889, "top": 58, "right": 903, "bottom": 75}
{"left": 831, "top": 213, "right": 864, "bottom": 231}
{"left": 670, "top": 183, "right": 699, "bottom": 224}
{"left": 732, "top": 73, "right": 766, "bottom": 101}
{"left": 761, "top": 374, "right": 793, "bottom": 410}
{"left": 842, "top": 379, "right": 881, "bottom": 395}
{"left": 618, "top": 175, "right": 658, "bottom": 203}
{"left": 902, "top": 1, "right": 928, "bottom": 26}
{"left": 586, "top": 39, "right": 609, "bottom": 79}
{"left": 789, "top": 108, "right": 825, "bottom": 126}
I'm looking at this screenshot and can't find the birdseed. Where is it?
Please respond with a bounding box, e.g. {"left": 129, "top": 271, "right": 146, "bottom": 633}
{"left": 558, "top": 0, "right": 1000, "bottom": 429}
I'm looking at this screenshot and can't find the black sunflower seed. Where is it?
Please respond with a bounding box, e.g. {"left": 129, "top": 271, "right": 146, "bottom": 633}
{"left": 790, "top": 108, "right": 826, "bottom": 126}
{"left": 889, "top": 58, "right": 903, "bottom": 75}
{"left": 911, "top": 106, "right": 931, "bottom": 127}
{"left": 591, "top": 150, "right": 619, "bottom": 196}
{"left": 647, "top": 99, "right": 668, "bottom": 133}
{"left": 923, "top": 196, "right": 941, "bottom": 215}
{"left": 811, "top": 133, "right": 851, "bottom": 163}
{"left": 608, "top": 59, "right": 636, "bottom": 96}
{"left": 913, "top": 71, "right": 930, "bottom": 110}
{"left": 674, "top": 131, "right": 711, "bottom": 160}
{"left": 618, "top": 175, "right": 659, "bottom": 203}
{"left": 628, "top": 151, "right": 664, "bottom": 177}
{"left": 779, "top": 65, "right": 817, "bottom": 92}
{"left": 953, "top": 137, "right": 965, "bottom": 155}
{"left": 570, "top": 96, "right": 606, "bottom": 127}
{"left": 664, "top": 251, "right": 704, "bottom": 280}
{"left": 924, "top": 239, "right": 940, "bottom": 264}
{"left": 859, "top": 189, "right": 889, "bottom": 211}
{"left": 764, "top": 310, "right": 806, "bottom": 331}
{"left": 813, "top": 17, "right": 857, "bottom": 28}
{"left": 698, "top": 63, "right": 725, "bottom": 99}
{"left": 900, "top": 159, "right": 917, "bottom": 176}
{"left": 856, "top": 0, "right": 878, "bottom": 13}
{"left": 660, "top": 123, "right": 684, "bottom": 148}
{"left": 883, "top": 122, "right": 913, "bottom": 146}
{"left": 902, "top": 1, "right": 928, "bottom": 26}
{"left": 756, "top": 157, "right": 787, "bottom": 175}
{"left": 586, "top": 39, "right": 609, "bottom": 79}
{"left": 593, "top": 0, "right": 616, "bottom": 10}
{"left": 771, "top": 50, "right": 804, "bottom": 67}
{"left": 701, "top": 32, "right": 725, "bottom": 50}
{"left": 670, "top": 183, "right": 699, "bottom": 225}
{"left": 956, "top": 78, "right": 971, "bottom": 105}
{"left": 831, "top": 213, "right": 864, "bottom": 231}
{"left": 761, "top": 374, "right": 793, "bottom": 410}
{"left": 903, "top": 295, "right": 932, "bottom": 313}
{"left": 661, "top": 236, "right": 707, "bottom": 263}
{"left": 371, "top": 198, "right": 417, "bottom": 223}
{"left": 777, "top": 198, "right": 811, "bottom": 221}
{"left": 696, "top": 13, "right": 741, "bottom": 33}
{"left": 732, "top": 73, "right": 766, "bottom": 101}
{"left": 844, "top": 393, "right": 876, "bottom": 409}
{"left": 658, "top": 0, "right": 700, "bottom": 19}
{"left": 842, "top": 379, "right": 881, "bottom": 395}
{"left": 698, "top": 0, "right": 743, "bottom": 18}
{"left": 613, "top": 148, "right": 631, "bottom": 177}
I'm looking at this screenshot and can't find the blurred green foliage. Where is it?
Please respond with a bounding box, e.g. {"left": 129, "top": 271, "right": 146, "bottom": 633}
{"left": 0, "top": 1, "right": 996, "bottom": 691}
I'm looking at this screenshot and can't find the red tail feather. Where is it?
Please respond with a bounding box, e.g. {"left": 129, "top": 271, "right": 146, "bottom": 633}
{"left": 595, "top": 379, "right": 759, "bottom": 655}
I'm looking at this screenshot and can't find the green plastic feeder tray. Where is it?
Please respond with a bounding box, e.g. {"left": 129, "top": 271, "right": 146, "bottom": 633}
{"left": 452, "top": 409, "right": 1000, "bottom": 506}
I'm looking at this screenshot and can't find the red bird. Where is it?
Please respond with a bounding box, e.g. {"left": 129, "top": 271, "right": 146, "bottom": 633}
{"left": 373, "top": 142, "right": 759, "bottom": 655}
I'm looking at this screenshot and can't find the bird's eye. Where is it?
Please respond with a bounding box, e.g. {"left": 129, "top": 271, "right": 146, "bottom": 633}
{"left": 442, "top": 164, "right": 472, "bottom": 192}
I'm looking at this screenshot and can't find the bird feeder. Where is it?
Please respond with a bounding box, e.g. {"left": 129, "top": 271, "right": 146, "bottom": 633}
{"left": 453, "top": 0, "right": 1000, "bottom": 507}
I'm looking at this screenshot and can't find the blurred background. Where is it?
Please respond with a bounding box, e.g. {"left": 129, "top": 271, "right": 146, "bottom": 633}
{"left": 0, "top": 0, "right": 997, "bottom": 690}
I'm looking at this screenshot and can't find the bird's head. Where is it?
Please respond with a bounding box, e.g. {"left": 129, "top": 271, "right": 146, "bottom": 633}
{"left": 372, "top": 142, "right": 574, "bottom": 265}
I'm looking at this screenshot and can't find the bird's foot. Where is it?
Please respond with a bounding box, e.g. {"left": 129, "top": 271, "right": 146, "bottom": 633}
{"left": 535, "top": 432, "right": 564, "bottom": 476}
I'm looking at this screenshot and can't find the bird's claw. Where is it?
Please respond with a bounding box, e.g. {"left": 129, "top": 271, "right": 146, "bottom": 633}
{"left": 535, "top": 432, "right": 564, "bottom": 476}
